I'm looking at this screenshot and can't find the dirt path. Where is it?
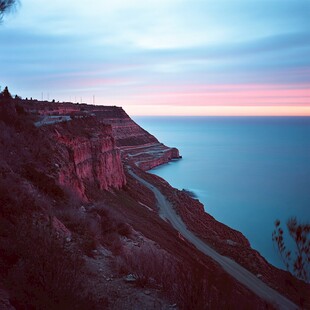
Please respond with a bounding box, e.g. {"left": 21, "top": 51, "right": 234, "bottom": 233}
{"left": 128, "top": 168, "right": 298, "bottom": 310}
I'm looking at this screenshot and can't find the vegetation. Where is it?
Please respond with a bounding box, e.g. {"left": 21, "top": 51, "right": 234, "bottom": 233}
{"left": 272, "top": 217, "right": 310, "bottom": 282}
{"left": 1, "top": 217, "right": 99, "bottom": 309}
{"left": 0, "top": 0, "right": 18, "bottom": 21}
{"left": 1, "top": 94, "right": 301, "bottom": 308}
{"left": 114, "top": 242, "right": 212, "bottom": 309}
{"left": 0, "top": 105, "right": 100, "bottom": 308}
{"left": 0, "top": 86, "right": 12, "bottom": 99}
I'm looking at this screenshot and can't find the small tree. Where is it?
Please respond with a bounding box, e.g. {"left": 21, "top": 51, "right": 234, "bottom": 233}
{"left": 272, "top": 217, "right": 310, "bottom": 282}
{"left": 0, "top": 86, "right": 12, "bottom": 99}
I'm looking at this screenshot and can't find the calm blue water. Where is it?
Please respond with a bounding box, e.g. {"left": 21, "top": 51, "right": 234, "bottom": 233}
{"left": 133, "top": 116, "right": 310, "bottom": 269}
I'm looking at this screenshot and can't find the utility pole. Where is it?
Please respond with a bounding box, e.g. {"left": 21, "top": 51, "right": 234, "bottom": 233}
{"left": 93, "top": 95, "right": 95, "bottom": 104}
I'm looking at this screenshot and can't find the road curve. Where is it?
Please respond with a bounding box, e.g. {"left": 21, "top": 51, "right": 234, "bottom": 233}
{"left": 128, "top": 168, "right": 298, "bottom": 310}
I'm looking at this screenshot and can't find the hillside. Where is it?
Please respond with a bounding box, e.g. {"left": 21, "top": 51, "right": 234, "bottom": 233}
{"left": 0, "top": 94, "right": 309, "bottom": 309}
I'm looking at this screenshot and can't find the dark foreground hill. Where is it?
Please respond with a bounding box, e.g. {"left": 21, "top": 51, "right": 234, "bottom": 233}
{"left": 0, "top": 94, "right": 309, "bottom": 309}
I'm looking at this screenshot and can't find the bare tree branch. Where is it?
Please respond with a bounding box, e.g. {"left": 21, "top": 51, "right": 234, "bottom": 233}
{"left": 0, "top": 0, "right": 18, "bottom": 22}
{"left": 272, "top": 217, "right": 310, "bottom": 283}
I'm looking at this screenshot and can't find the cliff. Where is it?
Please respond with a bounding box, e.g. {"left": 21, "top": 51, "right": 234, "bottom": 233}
{"left": 73, "top": 105, "right": 182, "bottom": 169}
{"left": 136, "top": 167, "right": 310, "bottom": 308}
{"left": 1, "top": 96, "right": 308, "bottom": 309}
{"left": 45, "top": 118, "right": 126, "bottom": 200}
{"left": 21, "top": 100, "right": 181, "bottom": 170}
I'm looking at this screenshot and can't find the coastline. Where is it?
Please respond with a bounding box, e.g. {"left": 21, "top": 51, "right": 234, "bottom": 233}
{"left": 125, "top": 117, "right": 309, "bottom": 307}
{"left": 136, "top": 163, "right": 308, "bottom": 307}
{"left": 1, "top": 97, "right": 308, "bottom": 308}
{"left": 136, "top": 116, "right": 310, "bottom": 270}
{"left": 34, "top": 101, "right": 310, "bottom": 306}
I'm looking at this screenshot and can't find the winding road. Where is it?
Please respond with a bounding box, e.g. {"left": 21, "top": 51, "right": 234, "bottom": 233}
{"left": 128, "top": 168, "right": 298, "bottom": 310}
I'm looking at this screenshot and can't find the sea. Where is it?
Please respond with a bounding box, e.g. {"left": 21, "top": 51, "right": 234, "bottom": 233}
{"left": 132, "top": 116, "right": 310, "bottom": 269}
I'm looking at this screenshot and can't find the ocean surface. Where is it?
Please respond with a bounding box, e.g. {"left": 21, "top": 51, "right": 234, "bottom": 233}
{"left": 132, "top": 116, "right": 310, "bottom": 269}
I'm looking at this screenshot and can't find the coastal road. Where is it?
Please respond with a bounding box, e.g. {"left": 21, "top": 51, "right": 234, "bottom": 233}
{"left": 128, "top": 168, "right": 298, "bottom": 310}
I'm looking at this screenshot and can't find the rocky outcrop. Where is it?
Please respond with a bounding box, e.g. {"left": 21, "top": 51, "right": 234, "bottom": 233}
{"left": 19, "top": 101, "right": 182, "bottom": 170}
{"left": 90, "top": 107, "right": 181, "bottom": 169}
{"left": 50, "top": 119, "right": 126, "bottom": 200}
{"left": 80, "top": 106, "right": 157, "bottom": 147}
{"left": 18, "top": 100, "right": 181, "bottom": 196}
{"left": 2, "top": 97, "right": 309, "bottom": 308}
{"left": 122, "top": 143, "right": 180, "bottom": 170}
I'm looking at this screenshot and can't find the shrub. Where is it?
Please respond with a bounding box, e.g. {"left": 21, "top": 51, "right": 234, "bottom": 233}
{"left": 3, "top": 216, "right": 101, "bottom": 309}
{"left": 272, "top": 217, "right": 310, "bottom": 282}
{"left": 56, "top": 207, "right": 101, "bottom": 256}
{"left": 171, "top": 263, "right": 211, "bottom": 310}
{"left": 116, "top": 222, "right": 132, "bottom": 237}
{"left": 116, "top": 242, "right": 174, "bottom": 288}
{"left": 22, "top": 164, "right": 65, "bottom": 199}
{"left": 94, "top": 205, "right": 132, "bottom": 236}
{"left": 115, "top": 242, "right": 213, "bottom": 309}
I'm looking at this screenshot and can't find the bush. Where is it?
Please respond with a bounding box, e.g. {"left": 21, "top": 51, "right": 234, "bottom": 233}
{"left": 115, "top": 242, "right": 213, "bottom": 309}
{"left": 22, "top": 164, "right": 65, "bottom": 199}
{"left": 56, "top": 203, "right": 132, "bottom": 256}
{"left": 116, "top": 242, "right": 174, "bottom": 288}
{"left": 92, "top": 204, "right": 132, "bottom": 254}
{"left": 56, "top": 207, "right": 101, "bottom": 256}
{"left": 3, "top": 216, "right": 101, "bottom": 309}
{"left": 272, "top": 217, "right": 310, "bottom": 282}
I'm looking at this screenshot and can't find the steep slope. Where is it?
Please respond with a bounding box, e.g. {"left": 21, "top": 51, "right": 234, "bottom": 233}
{"left": 21, "top": 100, "right": 181, "bottom": 170}
{"left": 45, "top": 118, "right": 126, "bottom": 200}
{"left": 92, "top": 107, "right": 182, "bottom": 169}
{"left": 1, "top": 97, "right": 309, "bottom": 309}
{"left": 128, "top": 168, "right": 297, "bottom": 310}
{"left": 0, "top": 99, "right": 259, "bottom": 309}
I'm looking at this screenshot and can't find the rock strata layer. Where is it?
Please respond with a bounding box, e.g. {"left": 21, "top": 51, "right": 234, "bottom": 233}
{"left": 48, "top": 118, "right": 126, "bottom": 200}
{"left": 3, "top": 98, "right": 309, "bottom": 308}
{"left": 22, "top": 100, "right": 181, "bottom": 170}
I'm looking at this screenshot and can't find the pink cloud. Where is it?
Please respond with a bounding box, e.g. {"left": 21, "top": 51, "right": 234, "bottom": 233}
{"left": 93, "top": 83, "right": 310, "bottom": 116}
{"left": 124, "top": 105, "right": 310, "bottom": 116}
{"left": 114, "top": 83, "right": 310, "bottom": 107}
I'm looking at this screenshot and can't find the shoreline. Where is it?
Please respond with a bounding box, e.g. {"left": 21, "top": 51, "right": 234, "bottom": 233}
{"left": 135, "top": 163, "right": 309, "bottom": 307}
{"left": 136, "top": 116, "right": 310, "bottom": 272}
{"left": 128, "top": 166, "right": 297, "bottom": 309}
{"left": 7, "top": 97, "right": 309, "bottom": 307}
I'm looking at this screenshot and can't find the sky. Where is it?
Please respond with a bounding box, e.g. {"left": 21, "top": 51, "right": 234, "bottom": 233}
{"left": 1, "top": 0, "right": 310, "bottom": 116}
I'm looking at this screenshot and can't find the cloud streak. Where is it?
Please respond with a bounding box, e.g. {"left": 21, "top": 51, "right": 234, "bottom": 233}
{"left": 1, "top": 0, "right": 309, "bottom": 115}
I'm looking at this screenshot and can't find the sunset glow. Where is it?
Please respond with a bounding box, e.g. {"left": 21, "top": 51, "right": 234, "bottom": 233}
{"left": 124, "top": 105, "right": 310, "bottom": 117}
{"left": 1, "top": 0, "right": 309, "bottom": 116}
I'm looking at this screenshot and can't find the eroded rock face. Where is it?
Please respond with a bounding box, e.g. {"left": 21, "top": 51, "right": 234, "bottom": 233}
{"left": 19, "top": 101, "right": 182, "bottom": 171}
{"left": 91, "top": 108, "right": 181, "bottom": 169}
{"left": 91, "top": 107, "right": 158, "bottom": 147}
{"left": 122, "top": 144, "right": 180, "bottom": 171}
{"left": 51, "top": 119, "right": 126, "bottom": 200}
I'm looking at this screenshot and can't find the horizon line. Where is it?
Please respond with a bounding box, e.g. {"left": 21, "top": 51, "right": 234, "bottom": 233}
{"left": 124, "top": 105, "right": 310, "bottom": 117}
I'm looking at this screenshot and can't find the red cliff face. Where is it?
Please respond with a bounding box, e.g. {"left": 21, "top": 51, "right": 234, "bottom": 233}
{"left": 89, "top": 107, "right": 181, "bottom": 169}
{"left": 50, "top": 119, "right": 126, "bottom": 200}
{"left": 122, "top": 144, "right": 180, "bottom": 171}
{"left": 90, "top": 107, "right": 159, "bottom": 147}
{"left": 20, "top": 101, "right": 182, "bottom": 171}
